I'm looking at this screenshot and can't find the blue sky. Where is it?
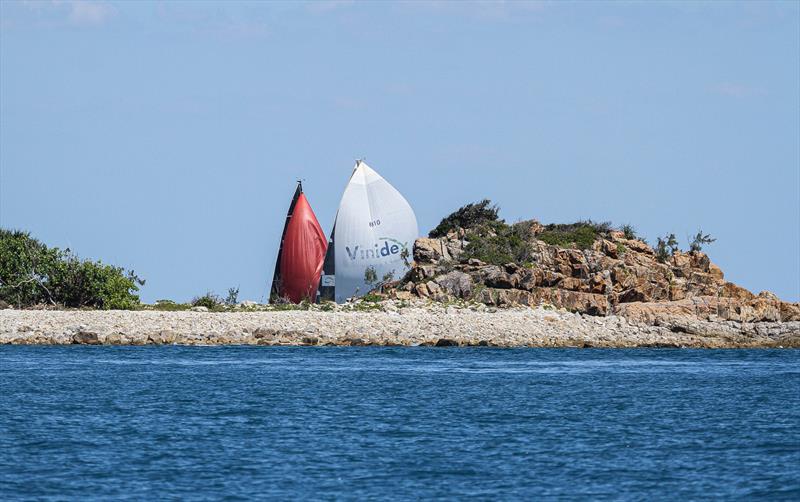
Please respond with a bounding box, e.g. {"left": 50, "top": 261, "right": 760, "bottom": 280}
{"left": 1, "top": 0, "right": 798, "bottom": 302}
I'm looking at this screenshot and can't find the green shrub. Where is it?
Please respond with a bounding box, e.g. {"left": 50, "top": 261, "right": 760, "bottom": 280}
{"left": 429, "top": 199, "right": 501, "bottom": 238}
{"left": 361, "top": 292, "right": 383, "bottom": 303}
{"left": 192, "top": 292, "right": 221, "bottom": 309}
{"left": 462, "top": 221, "right": 533, "bottom": 265}
{"left": 152, "top": 300, "right": 191, "bottom": 312}
{"left": 536, "top": 221, "right": 608, "bottom": 250}
{"left": 364, "top": 266, "right": 378, "bottom": 289}
{"left": 689, "top": 230, "right": 715, "bottom": 253}
{"left": 655, "top": 233, "right": 679, "bottom": 263}
{"left": 225, "top": 287, "right": 239, "bottom": 306}
{"left": 0, "top": 229, "right": 144, "bottom": 309}
{"left": 621, "top": 224, "right": 637, "bottom": 240}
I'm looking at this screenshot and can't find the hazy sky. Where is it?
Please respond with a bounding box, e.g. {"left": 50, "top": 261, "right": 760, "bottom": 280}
{"left": 1, "top": 0, "right": 798, "bottom": 302}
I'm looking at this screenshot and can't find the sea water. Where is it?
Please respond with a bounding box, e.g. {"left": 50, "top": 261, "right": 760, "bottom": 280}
{"left": 1, "top": 347, "right": 798, "bottom": 500}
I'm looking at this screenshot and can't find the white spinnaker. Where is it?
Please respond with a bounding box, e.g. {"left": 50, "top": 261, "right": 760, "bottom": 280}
{"left": 333, "top": 161, "right": 418, "bottom": 303}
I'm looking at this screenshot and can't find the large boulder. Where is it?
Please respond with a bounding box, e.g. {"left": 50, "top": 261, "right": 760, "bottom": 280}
{"left": 73, "top": 330, "right": 102, "bottom": 345}
{"left": 479, "top": 266, "right": 517, "bottom": 289}
{"left": 434, "top": 271, "right": 473, "bottom": 299}
{"left": 532, "top": 288, "right": 609, "bottom": 316}
{"left": 414, "top": 238, "right": 445, "bottom": 263}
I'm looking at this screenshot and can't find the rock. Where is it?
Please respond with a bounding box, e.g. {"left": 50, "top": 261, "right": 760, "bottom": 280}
{"left": 625, "top": 239, "right": 654, "bottom": 255}
{"left": 467, "top": 258, "right": 485, "bottom": 267}
{"left": 239, "top": 300, "right": 259, "bottom": 308}
{"left": 516, "top": 269, "right": 539, "bottom": 291}
{"left": 597, "top": 239, "right": 619, "bottom": 258}
{"left": 254, "top": 327, "right": 277, "bottom": 339}
{"left": 191, "top": 306, "right": 208, "bottom": 312}
{"left": 535, "top": 289, "right": 609, "bottom": 316}
{"left": 414, "top": 238, "right": 444, "bottom": 262}
{"left": 435, "top": 271, "right": 473, "bottom": 298}
{"left": 559, "top": 277, "right": 587, "bottom": 292}
{"left": 690, "top": 251, "right": 711, "bottom": 272}
{"left": 719, "top": 282, "right": 755, "bottom": 300}
{"left": 435, "top": 338, "right": 460, "bottom": 347}
{"left": 408, "top": 265, "right": 436, "bottom": 282}
{"left": 414, "top": 283, "right": 430, "bottom": 298}
{"left": 670, "top": 252, "right": 691, "bottom": 272}
{"left": 779, "top": 302, "right": 800, "bottom": 322}
{"left": 72, "top": 330, "right": 101, "bottom": 345}
{"left": 394, "top": 290, "right": 413, "bottom": 301}
{"left": 161, "top": 330, "right": 177, "bottom": 343}
{"left": 614, "top": 301, "right": 695, "bottom": 324}
{"left": 481, "top": 266, "right": 517, "bottom": 289}
{"left": 758, "top": 291, "right": 779, "bottom": 301}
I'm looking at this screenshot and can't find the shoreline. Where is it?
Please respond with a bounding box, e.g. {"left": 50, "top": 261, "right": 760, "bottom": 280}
{"left": 2, "top": 305, "right": 798, "bottom": 348}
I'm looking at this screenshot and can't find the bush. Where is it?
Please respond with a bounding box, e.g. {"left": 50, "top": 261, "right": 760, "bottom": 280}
{"left": 225, "top": 287, "right": 239, "bottom": 306}
{"left": 689, "top": 230, "right": 715, "bottom": 253}
{"left": 655, "top": 233, "right": 679, "bottom": 263}
{"left": 462, "top": 221, "right": 533, "bottom": 265}
{"left": 621, "top": 224, "right": 637, "bottom": 240}
{"left": 536, "top": 221, "right": 610, "bottom": 250}
{"left": 152, "top": 299, "right": 191, "bottom": 312}
{"left": 192, "top": 292, "right": 221, "bottom": 309}
{"left": 429, "top": 199, "right": 501, "bottom": 238}
{"left": 0, "top": 229, "right": 144, "bottom": 309}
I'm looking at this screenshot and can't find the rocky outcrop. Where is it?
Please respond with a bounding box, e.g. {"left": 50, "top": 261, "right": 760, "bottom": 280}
{"left": 387, "top": 224, "right": 800, "bottom": 331}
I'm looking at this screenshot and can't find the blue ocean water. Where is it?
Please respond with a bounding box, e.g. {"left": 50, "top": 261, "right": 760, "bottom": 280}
{"left": 1, "top": 347, "right": 798, "bottom": 500}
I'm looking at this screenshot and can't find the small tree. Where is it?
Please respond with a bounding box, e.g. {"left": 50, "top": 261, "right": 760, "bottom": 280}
{"left": 655, "top": 233, "right": 679, "bottom": 263}
{"left": 400, "top": 247, "right": 410, "bottom": 268}
{"left": 429, "top": 199, "right": 501, "bottom": 237}
{"left": 689, "top": 230, "right": 715, "bottom": 253}
{"left": 192, "top": 292, "right": 221, "bottom": 309}
{"left": 364, "top": 266, "right": 378, "bottom": 290}
{"left": 655, "top": 237, "right": 669, "bottom": 263}
{"left": 225, "top": 287, "right": 239, "bottom": 306}
{"left": 621, "top": 224, "right": 637, "bottom": 240}
{"left": 0, "top": 229, "right": 144, "bottom": 309}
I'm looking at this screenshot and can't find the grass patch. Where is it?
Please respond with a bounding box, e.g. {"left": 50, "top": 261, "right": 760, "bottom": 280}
{"left": 536, "top": 221, "right": 609, "bottom": 250}
{"left": 151, "top": 300, "right": 192, "bottom": 312}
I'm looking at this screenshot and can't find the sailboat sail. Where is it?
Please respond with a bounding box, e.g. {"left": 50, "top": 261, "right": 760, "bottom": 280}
{"left": 271, "top": 182, "right": 328, "bottom": 303}
{"left": 320, "top": 160, "right": 418, "bottom": 303}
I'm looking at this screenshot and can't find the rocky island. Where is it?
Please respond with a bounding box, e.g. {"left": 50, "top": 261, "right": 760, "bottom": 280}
{"left": 1, "top": 202, "right": 797, "bottom": 347}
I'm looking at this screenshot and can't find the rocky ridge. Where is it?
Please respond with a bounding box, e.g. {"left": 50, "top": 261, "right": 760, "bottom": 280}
{"left": 385, "top": 225, "right": 799, "bottom": 339}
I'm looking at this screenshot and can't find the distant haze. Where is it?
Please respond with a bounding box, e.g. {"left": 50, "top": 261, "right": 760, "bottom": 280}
{"left": 1, "top": 1, "right": 798, "bottom": 302}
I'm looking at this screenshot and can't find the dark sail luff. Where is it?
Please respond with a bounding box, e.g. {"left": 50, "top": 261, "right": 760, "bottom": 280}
{"left": 270, "top": 182, "right": 303, "bottom": 302}
{"left": 317, "top": 224, "right": 336, "bottom": 302}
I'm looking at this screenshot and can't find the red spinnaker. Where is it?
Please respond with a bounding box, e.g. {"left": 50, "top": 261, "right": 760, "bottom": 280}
{"left": 275, "top": 190, "right": 328, "bottom": 303}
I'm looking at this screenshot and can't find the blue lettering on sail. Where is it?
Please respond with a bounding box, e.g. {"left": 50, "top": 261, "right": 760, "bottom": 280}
{"left": 345, "top": 238, "right": 407, "bottom": 261}
{"left": 345, "top": 246, "right": 360, "bottom": 260}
